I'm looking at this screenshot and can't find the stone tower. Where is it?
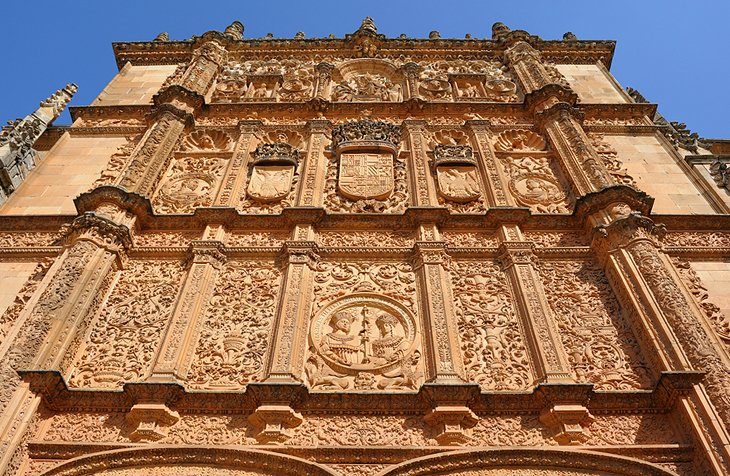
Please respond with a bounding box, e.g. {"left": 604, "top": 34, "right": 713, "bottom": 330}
{"left": 0, "top": 19, "right": 729, "bottom": 476}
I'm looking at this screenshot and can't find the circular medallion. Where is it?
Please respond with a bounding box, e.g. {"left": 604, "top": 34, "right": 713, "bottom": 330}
{"left": 509, "top": 173, "right": 567, "bottom": 206}
{"left": 310, "top": 294, "right": 417, "bottom": 375}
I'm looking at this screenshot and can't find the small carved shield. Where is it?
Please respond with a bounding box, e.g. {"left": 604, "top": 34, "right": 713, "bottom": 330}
{"left": 436, "top": 165, "right": 481, "bottom": 202}
{"left": 247, "top": 165, "right": 294, "bottom": 202}
{"left": 338, "top": 153, "right": 394, "bottom": 200}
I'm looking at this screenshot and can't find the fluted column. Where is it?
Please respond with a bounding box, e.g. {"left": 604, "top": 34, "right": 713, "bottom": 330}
{"left": 265, "top": 227, "right": 318, "bottom": 382}
{"left": 149, "top": 233, "right": 227, "bottom": 382}
{"left": 497, "top": 225, "right": 573, "bottom": 384}
{"left": 412, "top": 225, "right": 465, "bottom": 383}
{"left": 0, "top": 208, "right": 132, "bottom": 473}
{"left": 502, "top": 39, "right": 613, "bottom": 197}
{"left": 401, "top": 62, "right": 421, "bottom": 99}
{"left": 403, "top": 120, "right": 438, "bottom": 206}
{"left": 297, "top": 120, "right": 330, "bottom": 207}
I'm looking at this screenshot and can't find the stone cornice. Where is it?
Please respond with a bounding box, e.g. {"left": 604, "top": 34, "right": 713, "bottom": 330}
{"left": 18, "top": 369, "right": 700, "bottom": 415}
{"left": 112, "top": 38, "right": 615, "bottom": 70}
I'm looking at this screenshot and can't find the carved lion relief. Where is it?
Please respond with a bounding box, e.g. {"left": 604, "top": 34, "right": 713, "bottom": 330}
{"left": 67, "top": 260, "right": 183, "bottom": 389}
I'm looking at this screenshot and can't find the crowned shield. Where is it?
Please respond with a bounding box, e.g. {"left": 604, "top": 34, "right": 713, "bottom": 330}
{"left": 338, "top": 152, "right": 394, "bottom": 200}
{"left": 247, "top": 164, "right": 294, "bottom": 201}
{"left": 436, "top": 165, "right": 481, "bottom": 202}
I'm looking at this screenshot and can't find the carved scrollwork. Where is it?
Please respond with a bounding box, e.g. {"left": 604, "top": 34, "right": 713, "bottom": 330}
{"left": 499, "top": 155, "right": 572, "bottom": 213}
{"left": 537, "top": 259, "right": 652, "bottom": 390}
{"left": 449, "top": 259, "right": 533, "bottom": 391}
{"left": 588, "top": 133, "right": 636, "bottom": 187}
{"left": 67, "top": 259, "right": 183, "bottom": 389}
{"left": 186, "top": 260, "right": 281, "bottom": 389}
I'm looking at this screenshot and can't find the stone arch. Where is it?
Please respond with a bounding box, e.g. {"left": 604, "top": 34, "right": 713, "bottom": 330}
{"left": 378, "top": 448, "right": 678, "bottom": 476}
{"left": 39, "top": 446, "right": 339, "bottom": 476}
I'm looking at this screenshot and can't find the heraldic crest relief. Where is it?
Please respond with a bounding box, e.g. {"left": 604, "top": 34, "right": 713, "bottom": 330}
{"left": 432, "top": 144, "right": 482, "bottom": 202}
{"left": 247, "top": 142, "right": 299, "bottom": 202}
{"left": 331, "top": 119, "right": 401, "bottom": 201}
{"left": 306, "top": 293, "right": 423, "bottom": 391}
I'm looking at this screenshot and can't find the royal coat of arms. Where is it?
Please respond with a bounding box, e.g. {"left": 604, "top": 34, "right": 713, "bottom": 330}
{"left": 246, "top": 142, "right": 299, "bottom": 202}
{"left": 433, "top": 144, "right": 482, "bottom": 202}
{"left": 338, "top": 152, "right": 394, "bottom": 200}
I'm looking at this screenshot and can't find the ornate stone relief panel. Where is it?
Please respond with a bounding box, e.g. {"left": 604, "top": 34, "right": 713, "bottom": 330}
{"left": 427, "top": 128, "right": 487, "bottom": 214}
{"left": 305, "top": 260, "right": 423, "bottom": 391}
{"left": 132, "top": 231, "right": 202, "bottom": 248}
{"left": 316, "top": 230, "right": 415, "bottom": 248}
{"left": 441, "top": 231, "right": 499, "bottom": 249}
{"left": 522, "top": 231, "right": 589, "bottom": 248}
{"left": 36, "top": 410, "right": 680, "bottom": 448}
{"left": 330, "top": 59, "right": 404, "bottom": 102}
{"left": 186, "top": 260, "right": 282, "bottom": 390}
{"left": 225, "top": 231, "right": 289, "bottom": 248}
{"left": 664, "top": 231, "right": 730, "bottom": 248}
{"left": 494, "top": 130, "right": 573, "bottom": 213}
{"left": 240, "top": 130, "right": 305, "bottom": 214}
{"left": 213, "top": 60, "right": 316, "bottom": 102}
{"left": 91, "top": 135, "right": 143, "bottom": 189}
{"left": 449, "top": 259, "right": 533, "bottom": 390}
{"left": 152, "top": 129, "right": 234, "bottom": 214}
{"left": 417, "top": 60, "right": 519, "bottom": 102}
{"left": 673, "top": 258, "right": 730, "bottom": 354}
{"left": 588, "top": 133, "right": 636, "bottom": 187}
{"left": 325, "top": 120, "right": 407, "bottom": 213}
{"left": 0, "top": 232, "right": 61, "bottom": 248}
{"left": 67, "top": 259, "right": 184, "bottom": 389}
{"left": 536, "top": 259, "right": 653, "bottom": 390}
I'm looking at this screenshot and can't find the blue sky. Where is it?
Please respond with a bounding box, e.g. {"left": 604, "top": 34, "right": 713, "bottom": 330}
{"left": 2, "top": 1, "right": 728, "bottom": 138}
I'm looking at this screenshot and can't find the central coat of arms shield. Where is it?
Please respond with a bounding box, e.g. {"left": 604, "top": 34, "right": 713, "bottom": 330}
{"left": 338, "top": 152, "right": 394, "bottom": 200}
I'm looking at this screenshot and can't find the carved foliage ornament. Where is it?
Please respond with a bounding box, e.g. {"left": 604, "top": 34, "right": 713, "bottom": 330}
{"left": 331, "top": 119, "right": 401, "bottom": 151}
{"left": 247, "top": 142, "right": 300, "bottom": 202}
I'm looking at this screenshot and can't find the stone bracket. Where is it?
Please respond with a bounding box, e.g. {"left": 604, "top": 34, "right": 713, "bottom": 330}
{"left": 248, "top": 404, "right": 304, "bottom": 444}
{"left": 125, "top": 403, "right": 180, "bottom": 442}
{"left": 539, "top": 403, "right": 594, "bottom": 445}
{"left": 424, "top": 405, "right": 478, "bottom": 445}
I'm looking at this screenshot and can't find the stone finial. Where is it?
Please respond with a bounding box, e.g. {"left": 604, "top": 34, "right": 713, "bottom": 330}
{"left": 224, "top": 21, "right": 244, "bottom": 40}
{"left": 39, "top": 83, "right": 78, "bottom": 120}
{"left": 563, "top": 31, "right": 577, "bottom": 41}
{"left": 492, "top": 22, "right": 510, "bottom": 39}
{"left": 465, "top": 33, "right": 472, "bottom": 39}
{"left": 358, "top": 16, "right": 377, "bottom": 34}
{"left": 264, "top": 33, "right": 274, "bottom": 39}
{"left": 294, "top": 31, "right": 305, "bottom": 39}
{"left": 429, "top": 30, "right": 441, "bottom": 39}
{"left": 328, "top": 33, "right": 335, "bottom": 39}
{"left": 399, "top": 33, "right": 407, "bottom": 39}
{"left": 153, "top": 32, "right": 169, "bottom": 42}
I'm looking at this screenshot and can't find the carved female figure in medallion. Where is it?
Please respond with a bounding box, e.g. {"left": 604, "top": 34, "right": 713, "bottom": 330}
{"left": 306, "top": 294, "right": 422, "bottom": 391}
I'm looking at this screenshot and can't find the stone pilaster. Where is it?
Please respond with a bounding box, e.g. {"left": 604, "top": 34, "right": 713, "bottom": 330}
{"left": 403, "top": 120, "right": 438, "bottom": 206}
{"left": 149, "top": 233, "right": 227, "bottom": 382}
{"left": 296, "top": 120, "right": 330, "bottom": 207}
{"left": 591, "top": 210, "right": 730, "bottom": 472}
{"left": 265, "top": 228, "right": 318, "bottom": 382}
{"left": 313, "top": 62, "right": 334, "bottom": 99}
{"left": 412, "top": 225, "right": 465, "bottom": 383}
{"left": 497, "top": 225, "right": 573, "bottom": 384}
{"left": 118, "top": 38, "right": 228, "bottom": 197}
{"left": 465, "top": 120, "right": 512, "bottom": 207}
{"left": 401, "top": 62, "right": 421, "bottom": 99}
{"left": 0, "top": 209, "right": 132, "bottom": 473}
{"left": 535, "top": 101, "right": 613, "bottom": 195}
{"left": 214, "top": 120, "right": 262, "bottom": 206}
{"left": 503, "top": 41, "right": 552, "bottom": 94}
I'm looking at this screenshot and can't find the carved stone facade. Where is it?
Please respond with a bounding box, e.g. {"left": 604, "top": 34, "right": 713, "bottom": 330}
{"left": 0, "top": 17, "right": 728, "bottom": 476}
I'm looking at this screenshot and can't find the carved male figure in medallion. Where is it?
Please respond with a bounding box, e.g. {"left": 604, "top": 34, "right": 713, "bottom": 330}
{"left": 433, "top": 144, "right": 482, "bottom": 202}
{"left": 247, "top": 142, "right": 299, "bottom": 202}
{"left": 306, "top": 294, "right": 422, "bottom": 391}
